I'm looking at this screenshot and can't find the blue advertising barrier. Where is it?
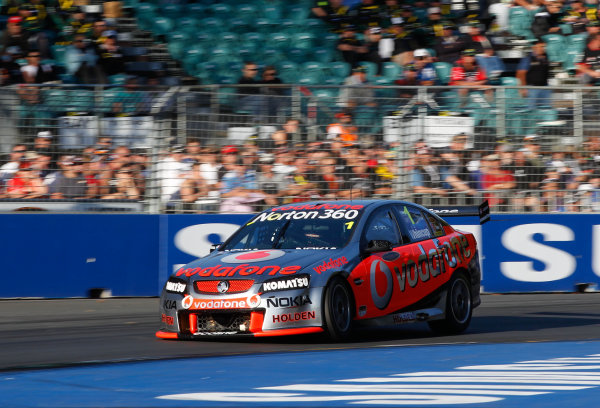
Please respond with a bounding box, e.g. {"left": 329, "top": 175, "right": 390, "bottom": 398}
{"left": 1, "top": 213, "right": 600, "bottom": 297}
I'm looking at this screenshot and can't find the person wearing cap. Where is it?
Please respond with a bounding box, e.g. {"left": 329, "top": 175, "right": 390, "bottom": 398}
{"left": 363, "top": 26, "right": 385, "bottom": 74}
{"left": 516, "top": 40, "right": 552, "bottom": 107}
{"left": 531, "top": 0, "right": 565, "bottom": 38}
{"left": 450, "top": 48, "right": 491, "bottom": 108}
{"left": 339, "top": 65, "right": 376, "bottom": 108}
{"left": 97, "top": 29, "right": 124, "bottom": 77}
{"left": 425, "top": 7, "right": 445, "bottom": 38}
{"left": 465, "top": 20, "right": 492, "bottom": 54}
{"left": 434, "top": 24, "right": 469, "bottom": 64}
{"left": 389, "top": 18, "right": 419, "bottom": 66}
{"left": 0, "top": 15, "right": 32, "bottom": 57}
{"left": 47, "top": 154, "right": 88, "bottom": 199}
{"left": 577, "top": 33, "right": 600, "bottom": 85}
{"left": 326, "top": 111, "right": 359, "bottom": 142}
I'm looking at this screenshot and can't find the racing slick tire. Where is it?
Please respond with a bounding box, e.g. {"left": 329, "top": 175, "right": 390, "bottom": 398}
{"left": 428, "top": 272, "right": 472, "bottom": 335}
{"left": 323, "top": 276, "right": 354, "bottom": 340}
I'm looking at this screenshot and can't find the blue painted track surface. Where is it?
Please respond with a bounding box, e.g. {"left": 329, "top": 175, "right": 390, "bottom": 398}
{"left": 2, "top": 341, "right": 600, "bottom": 407}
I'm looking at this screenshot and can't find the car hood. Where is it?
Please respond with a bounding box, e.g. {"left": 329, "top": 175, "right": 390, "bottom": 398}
{"left": 172, "top": 248, "right": 351, "bottom": 283}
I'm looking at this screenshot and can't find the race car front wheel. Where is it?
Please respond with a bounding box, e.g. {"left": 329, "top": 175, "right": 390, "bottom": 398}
{"left": 323, "top": 276, "right": 353, "bottom": 340}
{"left": 428, "top": 272, "right": 472, "bottom": 335}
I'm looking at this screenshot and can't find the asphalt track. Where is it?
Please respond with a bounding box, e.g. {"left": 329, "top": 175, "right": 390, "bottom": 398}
{"left": 2, "top": 293, "right": 600, "bottom": 372}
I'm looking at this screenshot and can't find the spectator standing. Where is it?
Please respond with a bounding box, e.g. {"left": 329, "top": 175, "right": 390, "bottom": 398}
{"left": 564, "top": 0, "right": 590, "bottom": 34}
{"left": 0, "top": 16, "right": 29, "bottom": 55}
{"left": 259, "top": 65, "right": 284, "bottom": 119}
{"left": 363, "top": 26, "right": 384, "bottom": 74}
{"left": 450, "top": 48, "right": 491, "bottom": 109}
{"left": 237, "top": 61, "right": 264, "bottom": 119}
{"left": 349, "top": 0, "right": 383, "bottom": 29}
{"left": 517, "top": 40, "right": 552, "bottom": 108}
{"left": 577, "top": 33, "right": 600, "bottom": 85}
{"left": 338, "top": 66, "right": 376, "bottom": 109}
{"left": 1, "top": 46, "right": 24, "bottom": 84}
{"left": 389, "top": 19, "right": 418, "bottom": 66}
{"left": 531, "top": 0, "right": 564, "bottom": 38}
{"left": 97, "top": 30, "right": 124, "bottom": 78}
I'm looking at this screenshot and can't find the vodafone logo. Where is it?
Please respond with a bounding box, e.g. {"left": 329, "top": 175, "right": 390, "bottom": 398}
{"left": 370, "top": 260, "right": 393, "bottom": 310}
{"left": 182, "top": 295, "right": 194, "bottom": 309}
{"left": 180, "top": 294, "right": 262, "bottom": 310}
{"left": 221, "top": 250, "right": 285, "bottom": 264}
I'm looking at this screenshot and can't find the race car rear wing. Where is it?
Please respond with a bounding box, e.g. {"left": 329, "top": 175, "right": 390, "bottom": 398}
{"left": 428, "top": 200, "right": 490, "bottom": 225}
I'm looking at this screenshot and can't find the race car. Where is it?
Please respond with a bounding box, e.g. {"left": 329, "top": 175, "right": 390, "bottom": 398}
{"left": 156, "top": 200, "right": 489, "bottom": 340}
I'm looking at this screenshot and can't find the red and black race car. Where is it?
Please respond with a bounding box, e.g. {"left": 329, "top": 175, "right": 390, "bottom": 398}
{"left": 157, "top": 200, "right": 489, "bottom": 340}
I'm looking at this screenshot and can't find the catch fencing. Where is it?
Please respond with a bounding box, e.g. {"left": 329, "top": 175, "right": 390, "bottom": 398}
{"left": 0, "top": 82, "right": 596, "bottom": 213}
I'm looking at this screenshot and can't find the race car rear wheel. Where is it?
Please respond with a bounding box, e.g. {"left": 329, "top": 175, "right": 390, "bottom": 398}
{"left": 428, "top": 272, "right": 472, "bottom": 335}
{"left": 323, "top": 276, "right": 353, "bottom": 340}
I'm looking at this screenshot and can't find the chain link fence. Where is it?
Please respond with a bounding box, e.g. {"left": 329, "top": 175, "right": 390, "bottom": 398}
{"left": 0, "top": 82, "right": 598, "bottom": 213}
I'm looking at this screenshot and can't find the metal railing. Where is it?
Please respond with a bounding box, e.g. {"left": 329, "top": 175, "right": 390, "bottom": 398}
{"left": 0, "top": 82, "right": 597, "bottom": 213}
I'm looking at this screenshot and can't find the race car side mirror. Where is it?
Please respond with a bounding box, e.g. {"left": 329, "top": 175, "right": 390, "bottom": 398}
{"left": 363, "top": 240, "right": 393, "bottom": 254}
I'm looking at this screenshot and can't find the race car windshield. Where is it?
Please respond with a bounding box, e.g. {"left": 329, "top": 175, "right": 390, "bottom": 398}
{"left": 221, "top": 205, "right": 364, "bottom": 250}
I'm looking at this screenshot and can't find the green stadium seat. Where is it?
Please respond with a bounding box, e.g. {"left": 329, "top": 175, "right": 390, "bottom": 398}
{"left": 42, "top": 88, "right": 67, "bottom": 114}
{"left": 291, "top": 32, "right": 316, "bottom": 49}
{"left": 298, "top": 72, "right": 322, "bottom": 85}
{"left": 568, "top": 33, "right": 588, "bottom": 53}
{"left": 508, "top": 6, "right": 534, "bottom": 39}
{"left": 195, "top": 61, "right": 219, "bottom": 84}
{"left": 108, "top": 73, "right": 129, "bottom": 85}
{"left": 199, "top": 17, "right": 224, "bottom": 33}
{"left": 237, "top": 3, "right": 258, "bottom": 23}
{"left": 563, "top": 49, "right": 581, "bottom": 72}
{"left": 260, "top": 47, "right": 284, "bottom": 65}
{"left": 177, "top": 17, "right": 198, "bottom": 35}
{"left": 263, "top": 4, "right": 283, "bottom": 22}
{"left": 277, "top": 60, "right": 300, "bottom": 83}
{"left": 220, "top": 32, "right": 240, "bottom": 50}
{"left": 208, "top": 3, "right": 232, "bottom": 18}
{"left": 64, "top": 89, "right": 95, "bottom": 114}
{"left": 312, "top": 47, "right": 334, "bottom": 63}
{"left": 255, "top": 18, "right": 275, "bottom": 34}
{"left": 152, "top": 17, "right": 174, "bottom": 37}
{"left": 542, "top": 34, "right": 567, "bottom": 63}
{"left": 195, "top": 32, "right": 215, "bottom": 46}
{"left": 269, "top": 32, "right": 291, "bottom": 49}
{"left": 161, "top": 4, "right": 183, "bottom": 19}
{"left": 50, "top": 44, "right": 68, "bottom": 67}
{"left": 229, "top": 18, "right": 250, "bottom": 34}
{"left": 373, "top": 77, "right": 395, "bottom": 98}
{"left": 327, "top": 61, "right": 351, "bottom": 79}
{"left": 184, "top": 3, "right": 204, "bottom": 15}
{"left": 358, "top": 61, "right": 378, "bottom": 78}
{"left": 287, "top": 5, "right": 310, "bottom": 24}
{"left": 98, "top": 89, "right": 122, "bottom": 113}
{"left": 382, "top": 61, "right": 402, "bottom": 81}
{"left": 320, "top": 32, "right": 340, "bottom": 48}
{"left": 433, "top": 61, "right": 453, "bottom": 85}
{"left": 181, "top": 45, "right": 206, "bottom": 75}
{"left": 287, "top": 47, "right": 308, "bottom": 63}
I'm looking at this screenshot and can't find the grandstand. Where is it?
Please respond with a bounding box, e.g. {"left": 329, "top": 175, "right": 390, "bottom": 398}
{"left": 0, "top": 0, "right": 598, "bottom": 214}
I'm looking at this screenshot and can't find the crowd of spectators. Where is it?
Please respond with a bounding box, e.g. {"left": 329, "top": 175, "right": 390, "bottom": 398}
{"left": 1, "top": 124, "right": 599, "bottom": 213}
